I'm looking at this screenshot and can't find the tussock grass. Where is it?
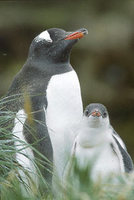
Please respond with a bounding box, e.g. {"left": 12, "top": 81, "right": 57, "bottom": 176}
{"left": 0, "top": 96, "right": 134, "bottom": 200}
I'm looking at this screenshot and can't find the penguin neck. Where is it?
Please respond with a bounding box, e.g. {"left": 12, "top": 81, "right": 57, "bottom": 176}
{"left": 83, "top": 117, "right": 108, "bottom": 128}
{"left": 25, "top": 57, "right": 72, "bottom": 76}
{"left": 78, "top": 119, "right": 111, "bottom": 148}
{"left": 28, "top": 42, "right": 72, "bottom": 64}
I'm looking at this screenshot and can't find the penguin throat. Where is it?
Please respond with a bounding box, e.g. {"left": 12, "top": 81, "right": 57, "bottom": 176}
{"left": 50, "top": 48, "right": 71, "bottom": 64}
{"left": 87, "top": 118, "right": 109, "bottom": 129}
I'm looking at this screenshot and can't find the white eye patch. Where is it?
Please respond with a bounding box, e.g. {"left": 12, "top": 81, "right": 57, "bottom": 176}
{"left": 38, "top": 30, "right": 52, "bottom": 42}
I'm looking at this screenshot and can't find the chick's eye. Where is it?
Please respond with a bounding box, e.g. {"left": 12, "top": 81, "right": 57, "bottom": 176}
{"left": 85, "top": 110, "right": 89, "bottom": 116}
{"left": 103, "top": 112, "right": 107, "bottom": 117}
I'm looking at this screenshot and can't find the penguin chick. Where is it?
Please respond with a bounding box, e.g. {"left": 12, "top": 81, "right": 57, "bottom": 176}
{"left": 64, "top": 103, "right": 133, "bottom": 183}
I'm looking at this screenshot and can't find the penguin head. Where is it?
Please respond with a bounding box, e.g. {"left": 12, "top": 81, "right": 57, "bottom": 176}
{"left": 84, "top": 103, "right": 110, "bottom": 128}
{"left": 28, "top": 28, "right": 88, "bottom": 64}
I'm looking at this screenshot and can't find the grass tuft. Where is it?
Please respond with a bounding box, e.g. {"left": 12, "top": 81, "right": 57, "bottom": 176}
{"left": 0, "top": 96, "right": 134, "bottom": 199}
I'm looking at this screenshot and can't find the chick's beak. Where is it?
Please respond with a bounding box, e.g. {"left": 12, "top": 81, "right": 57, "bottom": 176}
{"left": 91, "top": 111, "right": 101, "bottom": 117}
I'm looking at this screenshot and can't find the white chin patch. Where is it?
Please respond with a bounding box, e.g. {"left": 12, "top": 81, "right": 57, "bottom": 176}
{"left": 38, "top": 30, "right": 52, "bottom": 42}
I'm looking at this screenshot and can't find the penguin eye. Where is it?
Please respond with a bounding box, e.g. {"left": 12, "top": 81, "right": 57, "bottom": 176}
{"left": 103, "top": 112, "right": 107, "bottom": 118}
{"left": 85, "top": 110, "right": 89, "bottom": 116}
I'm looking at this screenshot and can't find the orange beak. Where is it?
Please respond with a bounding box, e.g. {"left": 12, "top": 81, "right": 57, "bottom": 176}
{"left": 91, "top": 111, "right": 101, "bottom": 117}
{"left": 65, "top": 31, "right": 84, "bottom": 40}
{"left": 64, "top": 28, "right": 88, "bottom": 40}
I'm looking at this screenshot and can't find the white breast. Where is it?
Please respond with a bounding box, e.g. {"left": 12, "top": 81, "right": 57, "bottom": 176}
{"left": 74, "top": 127, "right": 121, "bottom": 182}
{"left": 45, "top": 70, "right": 83, "bottom": 178}
{"left": 46, "top": 70, "right": 83, "bottom": 130}
{"left": 75, "top": 143, "right": 120, "bottom": 181}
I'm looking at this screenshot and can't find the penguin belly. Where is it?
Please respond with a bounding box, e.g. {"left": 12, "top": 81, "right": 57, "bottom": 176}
{"left": 75, "top": 143, "right": 121, "bottom": 182}
{"left": 45, "top": 70, "right": 83, "bottom": 179}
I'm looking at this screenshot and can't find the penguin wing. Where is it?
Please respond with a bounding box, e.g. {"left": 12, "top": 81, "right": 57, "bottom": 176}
{"left": 112, "top": 135, "right": 134, "bottom": 173}
{"left": 111, "top": 126, "right": 127, "bottom": 150}
{"left": 23, "top": 97, "right": 53, "bottom": 183}
{"left": 1, "top": 72, "right": 53, "bottom": 185}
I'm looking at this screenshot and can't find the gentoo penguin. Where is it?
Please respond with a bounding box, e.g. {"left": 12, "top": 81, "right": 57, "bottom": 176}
{"left": 1, "top": 28, "right": 88, "bottom": 189}
{"left": 65, "top": 103, "right": 133, "bottom": 183}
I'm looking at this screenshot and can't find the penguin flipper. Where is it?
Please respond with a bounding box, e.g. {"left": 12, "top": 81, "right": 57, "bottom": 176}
{"left": 21, "top": 92, "right": 53, "bottom": 186}
{"left": 111, "top": 126, "right": 127, "bottom": 150}
{"left": 0, "top": 76, "right": 53, "bottom": 187}
{"left": 112, "top": 135, "right": 134, "bottom": 173}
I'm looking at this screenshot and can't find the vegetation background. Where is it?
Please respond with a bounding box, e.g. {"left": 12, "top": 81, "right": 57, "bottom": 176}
{"left": 0, "top": 0, "right": 134, "bottom": 162}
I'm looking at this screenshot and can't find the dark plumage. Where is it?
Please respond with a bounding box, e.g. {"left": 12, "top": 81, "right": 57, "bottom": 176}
{"left": 0, "top": 28, "right": 88, "bottom": 190}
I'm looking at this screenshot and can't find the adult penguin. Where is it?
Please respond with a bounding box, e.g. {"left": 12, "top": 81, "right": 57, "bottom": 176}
{"left": 1, "top": 28, "right": 88, "bottom": 189}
